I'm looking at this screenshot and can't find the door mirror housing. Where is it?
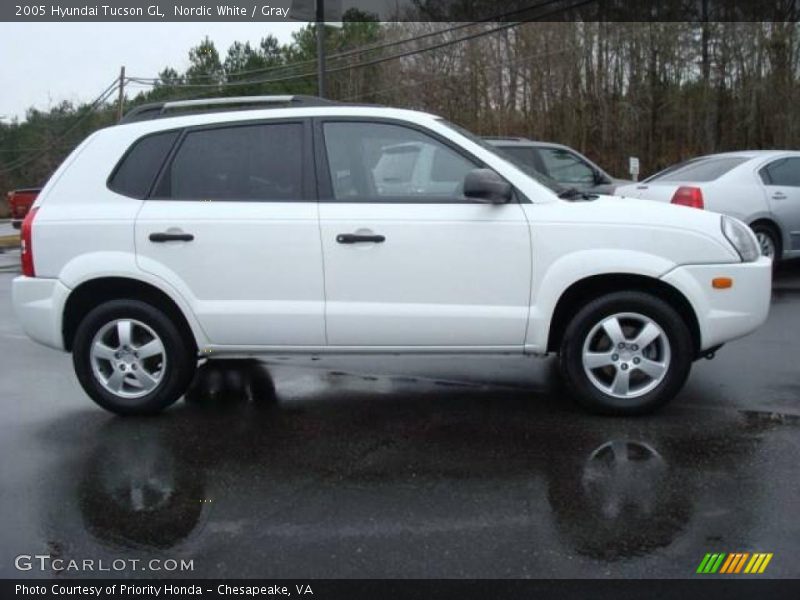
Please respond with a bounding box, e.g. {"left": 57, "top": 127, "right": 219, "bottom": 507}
{"left": 463, "top": 169, "right": 512, "bottom": 204}
{"left": 593, "top": 169, "right": 612, "bottom": 185}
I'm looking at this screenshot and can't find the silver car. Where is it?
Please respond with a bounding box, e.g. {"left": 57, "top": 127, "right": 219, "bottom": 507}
{"left": 484, "top": 137, "right": 631, "bottom": 195}
{"left": 616, "top": 151, "right": 800, "bottom": 263}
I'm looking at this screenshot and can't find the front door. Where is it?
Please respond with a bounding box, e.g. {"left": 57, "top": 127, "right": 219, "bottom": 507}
{"left": 316, "top": 119, "right": 532, "bottom": 348}
{"left": 135, "top": 119, "right": 326, "bottom": 347}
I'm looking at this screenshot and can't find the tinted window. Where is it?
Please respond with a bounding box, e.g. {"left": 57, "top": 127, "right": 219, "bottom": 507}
{"left": 649, "top": 157, "right": 748, "bottom": 183}
{"left": 496, "top": 146, "right": 543, "bottom": 172}
{"left": 323, "top": 122, "right": 477, "bottom": 201}
{"left": 109, "top": 131, "right": 178, "bottom": 198}
{"left": 156, "top": 123, "right": 303, "bottom": 201}
{"left": 760, "top": 157, "right": 800, "bottom": 187}
{"left": 537, "top": 148, "right": 596, "bottom": 184}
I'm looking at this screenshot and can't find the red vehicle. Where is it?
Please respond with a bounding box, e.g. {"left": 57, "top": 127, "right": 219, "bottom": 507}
{"left": 6, "top": 188, "right": 40, "bottom": 229}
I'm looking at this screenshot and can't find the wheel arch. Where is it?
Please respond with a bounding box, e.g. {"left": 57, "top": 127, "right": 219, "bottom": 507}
{"left": 546, "top": 273, "right": 701, "bottom": 357}
{"left": 63, "top": 277, "right": 199, "bottom": 354}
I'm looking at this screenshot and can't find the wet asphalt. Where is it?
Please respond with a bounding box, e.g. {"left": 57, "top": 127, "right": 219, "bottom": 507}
{"left": 0, "top": 264, "right": 799, "bottom": 579}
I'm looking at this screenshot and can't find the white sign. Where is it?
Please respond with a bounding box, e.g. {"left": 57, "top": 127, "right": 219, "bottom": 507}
{"left": 289, "top": 0, "right": 343, "bottom": 23}
{"left": 629, "top": 156, "right": 640, "bottom": 181}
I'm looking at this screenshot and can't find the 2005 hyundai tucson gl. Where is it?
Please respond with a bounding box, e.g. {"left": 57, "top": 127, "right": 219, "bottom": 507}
{"left": 12, "top": 96, "right": 772, "bottom": 416}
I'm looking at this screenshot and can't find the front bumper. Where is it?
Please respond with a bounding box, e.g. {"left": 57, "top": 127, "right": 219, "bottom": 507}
{"left": 661, "top": 256, "right": 772, "bottom": 351}
{"left": 12, "top": 276, "right": 71, "bottom": 351}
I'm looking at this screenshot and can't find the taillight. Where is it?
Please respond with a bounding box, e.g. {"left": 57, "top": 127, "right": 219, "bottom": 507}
{"left": 671, "top": 186, "right": 704, "bottom": 209}
{"left": 20, "top": 206, "right": 38, "bottom": 277}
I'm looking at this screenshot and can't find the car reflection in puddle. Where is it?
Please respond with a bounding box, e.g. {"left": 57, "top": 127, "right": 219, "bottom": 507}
{"left": 38, "top": 359, "right": 799, "bottom": 576}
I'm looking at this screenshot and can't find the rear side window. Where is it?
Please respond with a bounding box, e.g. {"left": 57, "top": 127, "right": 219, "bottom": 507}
{"left": 760, "top": 157, "right": 800, "bottom": 187}
{"left": 649, "top": 157, "right": 747, "bottom": 183}
{"left": 154, "top": 122, "right": 303, "bottom": 201}
{"left": 108, "top": 131, "right": 179, "bottom": 198}
{"left": 496, "top": 146, "right": 543, "bottom": 171}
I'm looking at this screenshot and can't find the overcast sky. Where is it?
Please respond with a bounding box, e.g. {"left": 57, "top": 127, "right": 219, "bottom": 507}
{"left": 0, "top": 22, "right": 304, "bottom": 122}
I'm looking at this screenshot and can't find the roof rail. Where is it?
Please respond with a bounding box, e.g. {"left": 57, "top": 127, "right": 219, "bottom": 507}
{"left": 120, "top": 95, "right": 342, "bottom": 124}
{"left": 481, "top": 136, "right": 532, "bottom": 142}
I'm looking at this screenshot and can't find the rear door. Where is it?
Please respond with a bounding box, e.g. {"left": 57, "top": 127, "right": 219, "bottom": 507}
{"left": 759, "top": 156, "right": 800, "bottom": 254}
{"left": 316, "top": 119, "right": 532, "bottom": 348}
{"left": 134, "top": 119, "right": 326, "bottom": 347}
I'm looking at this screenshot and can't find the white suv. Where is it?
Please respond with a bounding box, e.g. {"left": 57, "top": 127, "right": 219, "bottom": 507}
{"left": 12, "top": 96, "right": 772, "bottom": 416}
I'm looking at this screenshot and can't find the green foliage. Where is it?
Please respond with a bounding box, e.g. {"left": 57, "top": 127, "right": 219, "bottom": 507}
{"left": 1, "top": 20, "right": 798, "bottom": 198}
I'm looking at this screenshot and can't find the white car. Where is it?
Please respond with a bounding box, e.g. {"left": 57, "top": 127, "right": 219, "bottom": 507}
{"left": 12, "top": 96, "right": 772, "bottom": 416}
{"left": 616, "top": 151, "right": 800, "bottom": 263}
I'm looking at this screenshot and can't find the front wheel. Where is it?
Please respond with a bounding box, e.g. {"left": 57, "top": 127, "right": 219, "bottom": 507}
{"left": 559, "top": 292, "right": 693, "bottom": 415}
{"left": 73, "top": 300, "right": 196, "bottom": 415}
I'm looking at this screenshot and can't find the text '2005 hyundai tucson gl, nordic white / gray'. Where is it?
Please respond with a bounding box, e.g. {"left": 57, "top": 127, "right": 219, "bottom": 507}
{"left": 12, "top": 96, "right": 772, "bottom": 416}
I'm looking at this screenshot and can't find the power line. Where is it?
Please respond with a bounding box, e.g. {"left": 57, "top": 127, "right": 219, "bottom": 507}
{"left": 0, "top": 80, "right": 118, "bottom": 174}
{"left": 127, "top": 0, "right": 583, "bottom": 84}
{"left": 126, "top": 10, "right": 574, "bottom": 92}
{"left": 130, "top": 0, "right": 584, "bottom": 87}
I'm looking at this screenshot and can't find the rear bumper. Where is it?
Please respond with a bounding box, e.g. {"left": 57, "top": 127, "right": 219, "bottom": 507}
{"left": 12, "top": 276, "right": 70, "bottom": 351}
{"left": 661, "top": 257, "right": 772, "bottom": 351}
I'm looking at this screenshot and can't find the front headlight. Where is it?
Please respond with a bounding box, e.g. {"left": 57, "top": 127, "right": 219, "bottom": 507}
{"left": 721, "top": 215, "right": 760, "bottom": 262}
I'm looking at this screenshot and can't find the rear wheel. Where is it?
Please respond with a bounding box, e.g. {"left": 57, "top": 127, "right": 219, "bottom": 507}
{"left": 73, "top": 300, "right": 196, "bottom": 415}
{"left": 559, "top": 292, "right": 693, "bottom": 415}
{"left": 751, "top": 222, "right": 781, "bottom": 265}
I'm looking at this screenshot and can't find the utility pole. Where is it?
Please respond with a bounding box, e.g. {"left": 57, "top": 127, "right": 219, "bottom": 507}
{"left": 116, "top": 66, "right": 126, "bottom": 122}
{"left": 316, "top": 0, "right": 326, "bottom": 98}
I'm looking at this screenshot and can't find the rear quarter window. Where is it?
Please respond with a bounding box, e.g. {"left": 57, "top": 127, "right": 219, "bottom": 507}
{"left": 108, "top": 131, "right": 179, "bottom": 198}
{"left": 649, "top": 157, "right": 748, "bottom": 183}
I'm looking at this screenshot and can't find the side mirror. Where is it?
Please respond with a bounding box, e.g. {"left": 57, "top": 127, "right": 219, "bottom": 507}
{"left": 594, "top": 169, "right": 612, "bottom": 185}
{"left": 463, "top": 169, "right": 512, "bottom": 204}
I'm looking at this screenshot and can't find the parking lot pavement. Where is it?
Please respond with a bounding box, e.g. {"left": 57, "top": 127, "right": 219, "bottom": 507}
{"left": 1, "top": 266, "right": 799, "bottom": 579}
{"left": 0, "top": 220, "right": 16, "bottom": 236}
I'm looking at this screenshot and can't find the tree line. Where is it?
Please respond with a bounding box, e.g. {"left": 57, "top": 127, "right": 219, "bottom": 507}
{"left": 1, "top": 19, "right": 798, "bottom": 199}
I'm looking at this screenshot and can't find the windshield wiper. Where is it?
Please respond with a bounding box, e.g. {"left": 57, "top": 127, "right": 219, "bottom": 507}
{"left": 558, "top": 187, "right": 599, "bottom": 200}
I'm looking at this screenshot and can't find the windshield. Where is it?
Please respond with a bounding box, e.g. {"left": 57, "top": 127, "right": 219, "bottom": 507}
{"left": 437, "top": 119, "right": 563, "bottom": 194}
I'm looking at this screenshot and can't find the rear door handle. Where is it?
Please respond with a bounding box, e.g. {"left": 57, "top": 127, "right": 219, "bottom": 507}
{"left": 772, "top": 192, "right": 787, "bottom": 200}
{"left": 336, "top": 233, "right": 386, "bottom": 244}
{"left": 149, "top": 232, "right": 194, "bottom": 242}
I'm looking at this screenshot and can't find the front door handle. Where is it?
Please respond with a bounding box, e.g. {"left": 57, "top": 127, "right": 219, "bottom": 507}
{"left": 149, "top": 232, "right": 194, "bottom": 242}
{"left": 336, "top": 233, "right": 386, "bottom": 244}
{"left": 772, "top": 192, "right": 787, "bottom": 200}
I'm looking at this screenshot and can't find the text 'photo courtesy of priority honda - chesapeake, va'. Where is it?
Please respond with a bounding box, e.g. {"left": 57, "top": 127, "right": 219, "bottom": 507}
{"left": 0, "top": 1, "right": 798, "bottom": 598}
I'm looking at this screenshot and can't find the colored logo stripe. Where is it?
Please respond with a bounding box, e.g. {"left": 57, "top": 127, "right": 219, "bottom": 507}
{"left": 697, "top": 552, "right": 773, "bottom": 574}
{"left": 720, "top": 553, "right": 749, "bottom": 573}
{"left": 744, "top": 553, "right": 773, "bottom": 574}
{"left": 697, "top": 553, "right": 726, "bottom": 573}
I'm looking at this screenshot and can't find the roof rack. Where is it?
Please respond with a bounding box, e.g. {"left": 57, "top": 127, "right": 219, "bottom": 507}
{"left": 120, "top": 95, "right": 342, "bottom": 124}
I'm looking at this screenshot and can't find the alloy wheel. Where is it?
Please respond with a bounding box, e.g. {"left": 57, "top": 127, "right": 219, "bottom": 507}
{"left": 581, "top": 312, "right": 671, "bottom": 399}
{"left": 90, "top": 319, "right": 167, "bottom": 399}
{"left": 755, "top": 231, "right": 776, "bottom": 259}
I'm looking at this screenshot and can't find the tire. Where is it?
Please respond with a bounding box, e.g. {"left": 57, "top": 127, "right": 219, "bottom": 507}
{"left": 750, "top": 222, "right": 781, "bottom": 266}
{"left": 559, "top": 291, "right": 693, "bottom": 415}
{"left": 72, "top": 299, "right": 196, "bottom": 415}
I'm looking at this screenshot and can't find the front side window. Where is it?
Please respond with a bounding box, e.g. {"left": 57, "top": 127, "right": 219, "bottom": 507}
{"left": 760, "top": 157, "right": 800, "bottom": 187}
{"left": 155, "top": 122, "right": 303, "bottom": 201}
{"left": 322, "top": 122, "right": 477, "bottom": 201}
{"left": 537, "top": 148, "right": 596, "bottom": 185}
